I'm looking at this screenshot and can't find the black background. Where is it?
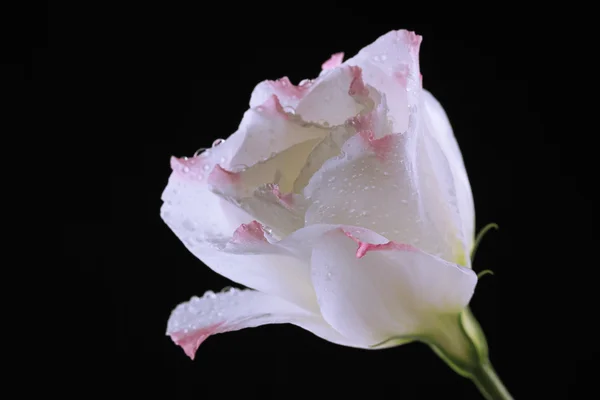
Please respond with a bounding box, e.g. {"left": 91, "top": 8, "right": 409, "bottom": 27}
{"left": 13, "top": 2, "right": 594, "bottom": 399}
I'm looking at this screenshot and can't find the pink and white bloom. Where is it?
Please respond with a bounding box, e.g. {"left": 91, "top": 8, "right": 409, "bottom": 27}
{"left": 161, "top": 30, "right": 478, "bottom": 361}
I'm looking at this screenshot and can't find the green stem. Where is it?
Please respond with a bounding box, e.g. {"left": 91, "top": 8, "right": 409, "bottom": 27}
{"left": 470, "top": 361, "right": 513, "bottom": 400}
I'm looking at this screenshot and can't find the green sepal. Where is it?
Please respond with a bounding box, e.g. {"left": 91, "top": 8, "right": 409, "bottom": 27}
{"left": 471, "top": 223, "right": 499, "bottom": 262}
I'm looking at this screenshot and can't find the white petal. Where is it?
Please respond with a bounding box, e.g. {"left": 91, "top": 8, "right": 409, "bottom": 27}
{"left": 422, "top": 89, "right": 475, "bottom": 249}
{"left": 302, "top": 128, "right": 458, "bottom": 263}
{"left": 309, "top": 227, "right": 477, "bottom": 345}
{"left": 414, "top": 122, "right": 469, "bottom": 266}
{"left": 161, "top": 162, "right": 251, "bottom": 247}
{"left": 167, "top": 288, "right": 356, "bottom": 359}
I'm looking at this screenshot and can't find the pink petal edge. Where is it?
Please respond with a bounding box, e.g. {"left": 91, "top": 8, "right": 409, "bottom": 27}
{"left": 169, "top": 322, "right": 224, "bottom": 360}
{"left": 321, "top": 52, "right": 344, "bottom": 70}
{"left": 342, "top": 229, "right": 416, "bottom": 259}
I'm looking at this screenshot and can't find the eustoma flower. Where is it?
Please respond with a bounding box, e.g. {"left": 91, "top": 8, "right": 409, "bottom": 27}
{"left": 161, "top": 30, "right": 512, "bottom": 399}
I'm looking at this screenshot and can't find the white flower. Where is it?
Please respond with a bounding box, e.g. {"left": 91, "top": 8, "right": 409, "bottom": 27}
{"left": 161, "top": 30, "right": 478, "bottom": 361}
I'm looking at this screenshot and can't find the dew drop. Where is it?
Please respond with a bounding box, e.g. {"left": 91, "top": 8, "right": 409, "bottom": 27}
{"left": 203, "top": 290, "right": 217, "bottom": 299}
{"left": 194, "top": 148, "right": 208, "bottom": 157}
{"left": 212, "top": 138, "right": 225, "bottom": 147}
{"left": 183, "top": 166, "right": 190, "bottom": 173}
{"left": 203, "top": 164, "right": 210, "bottom": 171}
{"left": 283, "top": 106, "right": 296, "bottom": 114}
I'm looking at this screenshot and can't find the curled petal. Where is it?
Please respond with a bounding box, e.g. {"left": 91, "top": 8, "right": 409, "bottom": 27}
{"left": 345, "top": 30, "right": 422, "bottom": 135}
{"left": 251, "top": 65, "right": 371, "bottom": 127}
{"left": 167, "top": 289, "right": 356, "bottom": 359}
{"left": 225, "top": 95, "right": 329, "bottom": 169}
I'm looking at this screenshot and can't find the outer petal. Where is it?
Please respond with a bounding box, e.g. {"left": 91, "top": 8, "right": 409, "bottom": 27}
{"left": 422, "top": 89, "right": 475, "bottom": 249}
{"left": 167, "top": 288, "right": 357, "bottom": 359}
{"left": 309, "top": 228, "right": 477, "bottom": 345}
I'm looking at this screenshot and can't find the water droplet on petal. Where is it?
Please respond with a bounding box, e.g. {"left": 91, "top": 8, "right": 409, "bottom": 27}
{"left": 194, "top": 148, "right": 208, "bottom": 157}
{"left": 283, "top": 106, "right": 296, "bottom": 114}
{"left": 212, "top": 138, "right": 225, "bottom": 147}
{"left": 203, "top": 290, "right": 217, "bottom": 299}
{"left": 183, "top": 166, "right": 190, "bottom": 173}
{"left": 203, "top": 164, "right": 210, "bottom": 171}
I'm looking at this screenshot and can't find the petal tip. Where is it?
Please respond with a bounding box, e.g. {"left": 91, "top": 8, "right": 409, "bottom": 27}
{"left": 321, "top": 52, "right": 344, "bottom": 70}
